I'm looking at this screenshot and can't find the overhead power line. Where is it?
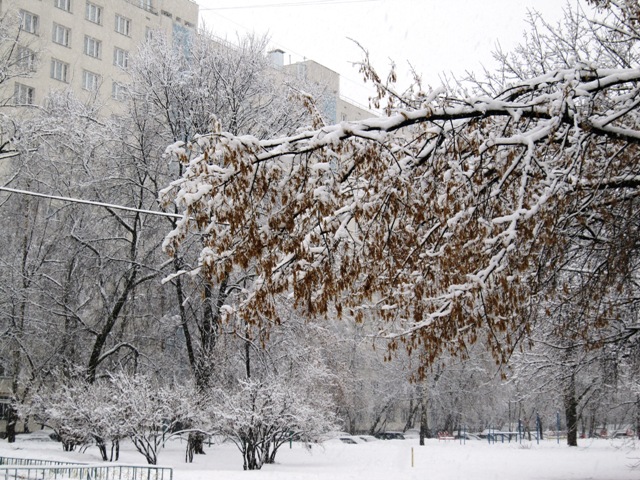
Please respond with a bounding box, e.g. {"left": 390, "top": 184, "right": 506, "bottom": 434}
{"left": 0, "top": 186, "right": 184, "bottom": 219}
{"left": 201, "top": 0, "right": 379, "bottom": 11}
{"left": 202, "top": 7, "right": 376, "bottom": 107}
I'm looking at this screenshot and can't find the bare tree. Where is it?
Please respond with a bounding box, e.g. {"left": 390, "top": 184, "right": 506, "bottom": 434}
{"left": 130, "top": 31, "right": 325, "bottom": 390}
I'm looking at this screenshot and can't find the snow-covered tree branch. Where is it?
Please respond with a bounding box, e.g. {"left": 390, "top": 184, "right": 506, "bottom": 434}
{"left": 161, "top": 4, "right": 640, "bottom": 372}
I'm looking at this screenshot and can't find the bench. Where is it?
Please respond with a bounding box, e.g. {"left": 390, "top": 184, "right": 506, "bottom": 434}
{"left": 437, "top": 431, "right": 455, "bottom": 441}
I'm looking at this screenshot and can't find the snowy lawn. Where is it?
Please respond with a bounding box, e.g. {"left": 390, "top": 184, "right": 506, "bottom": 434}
{"left": 1, "top": 431, "right": 638, "bottom": 480}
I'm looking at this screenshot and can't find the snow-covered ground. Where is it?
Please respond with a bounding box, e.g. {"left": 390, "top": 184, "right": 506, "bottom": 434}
{"left": 1, "top": 431, "right": 638, "bottom": 480}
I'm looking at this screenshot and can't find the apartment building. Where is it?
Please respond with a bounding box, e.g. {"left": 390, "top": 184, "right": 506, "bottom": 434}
{"left": 1, "top": 0, "right": 199, "bottom": 107}
{"left": 273, "top": 51, "right": 373, "bottom": 124}
{"left": 0, "top": 1, "right": 373, "bottom": 122}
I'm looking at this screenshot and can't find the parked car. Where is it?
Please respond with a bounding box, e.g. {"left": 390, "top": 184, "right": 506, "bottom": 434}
{"left": 374, "top": 431, "right": 405, "bottom": 440}
{"left": 358, "top": 435, "right": 378, "bottom": 442}
{"left": 338, "top": 436, "right": 359, "bottom": 444}
{"left": 320, "top": 431, "right": 352, "bottom": 442}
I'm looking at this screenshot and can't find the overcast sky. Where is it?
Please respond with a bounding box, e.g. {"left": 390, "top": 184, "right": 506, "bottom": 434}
{"left": 195, "top": 0, "right": 579, "bottom": 107}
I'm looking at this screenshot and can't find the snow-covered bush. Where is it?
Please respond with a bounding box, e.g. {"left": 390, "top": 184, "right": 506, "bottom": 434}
{"left": 24, "top": 373, "right": 200, "bottom": 464}
{"left": 26, "top": 378, "right": 122, "bottom": 458}
{"left": 207, "top": 363, "right": 337, "bottom": 470}
{"left": 109, "top": 373, "right": 200, "bottom": 465}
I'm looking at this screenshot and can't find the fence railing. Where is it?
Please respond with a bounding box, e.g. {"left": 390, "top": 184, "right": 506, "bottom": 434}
{"left": 0, "top": 460, "right": 172, "bottom": 480}
{"left": 0, "top": 457, "right": 81, "bottom": 467}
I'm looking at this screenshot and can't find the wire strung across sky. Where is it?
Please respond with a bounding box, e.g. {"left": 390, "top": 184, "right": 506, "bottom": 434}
{"left": 200, "top": 0, "right": 379, "bottom": 11}
{"left": 0, "top": 186, "right": 184, "bottom": 219}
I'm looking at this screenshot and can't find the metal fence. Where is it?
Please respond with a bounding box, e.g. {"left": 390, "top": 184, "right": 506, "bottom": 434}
{"left": 0, "top": 459, "right": 172, "bottom": 480}
{"left": 0, "top": 458, "right": 81, "bottom": 467}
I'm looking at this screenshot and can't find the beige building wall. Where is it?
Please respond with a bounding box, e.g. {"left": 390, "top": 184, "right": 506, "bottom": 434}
{"left": 281, "top": 57, "right": 374, "bottom": 123}
{"left": 0, "top": 0, "right": 198, "bottom": 108}
{"left": 337, "top": 97, "right": 373, "bottom": 122}
{"left": 1, "top": 1, "right": 371, "bottom": 122}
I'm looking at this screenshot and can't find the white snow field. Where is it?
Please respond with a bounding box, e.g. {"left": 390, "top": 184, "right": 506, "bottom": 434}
{"left": 1, "top": 431, "right": 638, "bottom": 480}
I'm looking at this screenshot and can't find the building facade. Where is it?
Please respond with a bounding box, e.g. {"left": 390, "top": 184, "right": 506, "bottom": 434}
{"left": 280, "top": 56, "right": 373, "bottom": 124}
{"left": 0, "top": 1, "right": 372, "bottom": 120}
{"left": 1, "top": 0, "right": 198, "bottom": 107}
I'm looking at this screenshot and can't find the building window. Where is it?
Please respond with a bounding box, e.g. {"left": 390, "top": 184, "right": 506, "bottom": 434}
{"left": 139, "top": 0, "right": 153, "bottom": 12}
{"left": 82, "top": 70, "right": 100, "bottom": 91}
{"left": 296, "top": 63, "right": 307, "bottom": 79}
{"left": 145, "top": 27, "right": 153, "bottom": 40}
{"left": 17, "top": 47, "right": 37, "bottom": 71}
{"left": 84, "top": 36, "right": 102, "bottom": 58}
{"left": 115, "top": 14, "right": 130, "bottom": 36}
{"left": 85, "top": 2, "right": 102, "bottom": 25}
{"left": 50, "top": 59, "right": 69, "bottom": 82}
{"left": 112, "top": 82, "right": 127, "bottom": 101}
{"left": 19, "top": 10, "right": 39, "bottom": 34}
{"left": 55, "top": 0, "right": 71, "bottom": 12}
{"left": 52, "top": 23, "right": 71, "bottom": 47}
{"left": 113, "top": 48, "right": 129, "bottom": 69}
{"left": 14, "top": 83, "right": 35, "bottom": 105}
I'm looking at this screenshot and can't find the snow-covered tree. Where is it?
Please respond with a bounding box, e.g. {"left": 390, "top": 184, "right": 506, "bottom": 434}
{"left": 2, "top": 91, "right": 167, "bottom": 385}
{"left": 24, "top": 373, "right": 199, "bottom": 464}
{"left": 207, "top": 365, "right": 337, "bottom": 470}
{"left": 160, "top": 3, "right": 640, "bottom": 446}
{"left": 162, "top": 2, "right": 640, "bottom": 374}
{"left": 110, "top": 374, "right": 199, "bottom": 465}
{"left": 0, "top": 6, "right": 41, "bottom": 163}
{"left": 25, "top": 377, "right": 118, "bottom": 456}
{"left": 130, "top": 30, "right": 327, "bottom": 391}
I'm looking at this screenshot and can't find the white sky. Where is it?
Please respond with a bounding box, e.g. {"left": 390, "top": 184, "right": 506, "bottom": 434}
{"left": 195, "top": 0, "right": 578, "bottom": 108}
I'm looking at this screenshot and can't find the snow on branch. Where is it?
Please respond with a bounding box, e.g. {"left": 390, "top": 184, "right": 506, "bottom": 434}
{"left": 161, "top": 50, "right": 640, "bottom": 367}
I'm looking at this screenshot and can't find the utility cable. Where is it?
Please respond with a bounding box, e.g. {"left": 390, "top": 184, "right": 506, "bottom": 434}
{"left": 201, "top": 0, "right": 379, "bottom": 11}
{"left": 0, "top": 186, "right": 184, "bottom": 219}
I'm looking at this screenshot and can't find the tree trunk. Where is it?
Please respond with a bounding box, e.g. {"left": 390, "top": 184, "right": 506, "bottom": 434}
{"left": 419, "top": 384, "right": 429, "bottom": 446}
{"left": 368, "top": 403, "right": 390, "bottom": 436}
{"left": 244, "top": 330, "right": 251, "bottom": 379}
{"left": 86, "top": 269, "right": 138, "bottom": 383}
{"left": 177, "top": 271, "right": 228, "bottom": 391}
{"left": 443, "top": 413, "right": 454, "bottom": 435}
{"left": 243, "top": 440, "right": 262, "bottom": 470}
{"left": 110, "top": 439, "right": 120, "bottom": 461}
{"left": 263, "top": 440, "right": 276, "bottom": 465}
{"left": 636, "top": 395, "right": 640, "bottom": 441}
{"left": 6, "top": 404, "right": 17, "bottom": 443}
{"left": 95, "top": 437, "right": 108, "bottom": 461}
{"left": 266, "top": 446, "right": 277, "bottom": 465}
{"left": 186, "top": 432, "right": 206, "bottom": 463}
{"left": 564, "top": 373, "right": 578, "bottom": 447}
{"left": 403, "top": 397, "right": 417, "bottom": 433}
{"left": 62, "top": 439, "right": 76, "bottom": 451}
